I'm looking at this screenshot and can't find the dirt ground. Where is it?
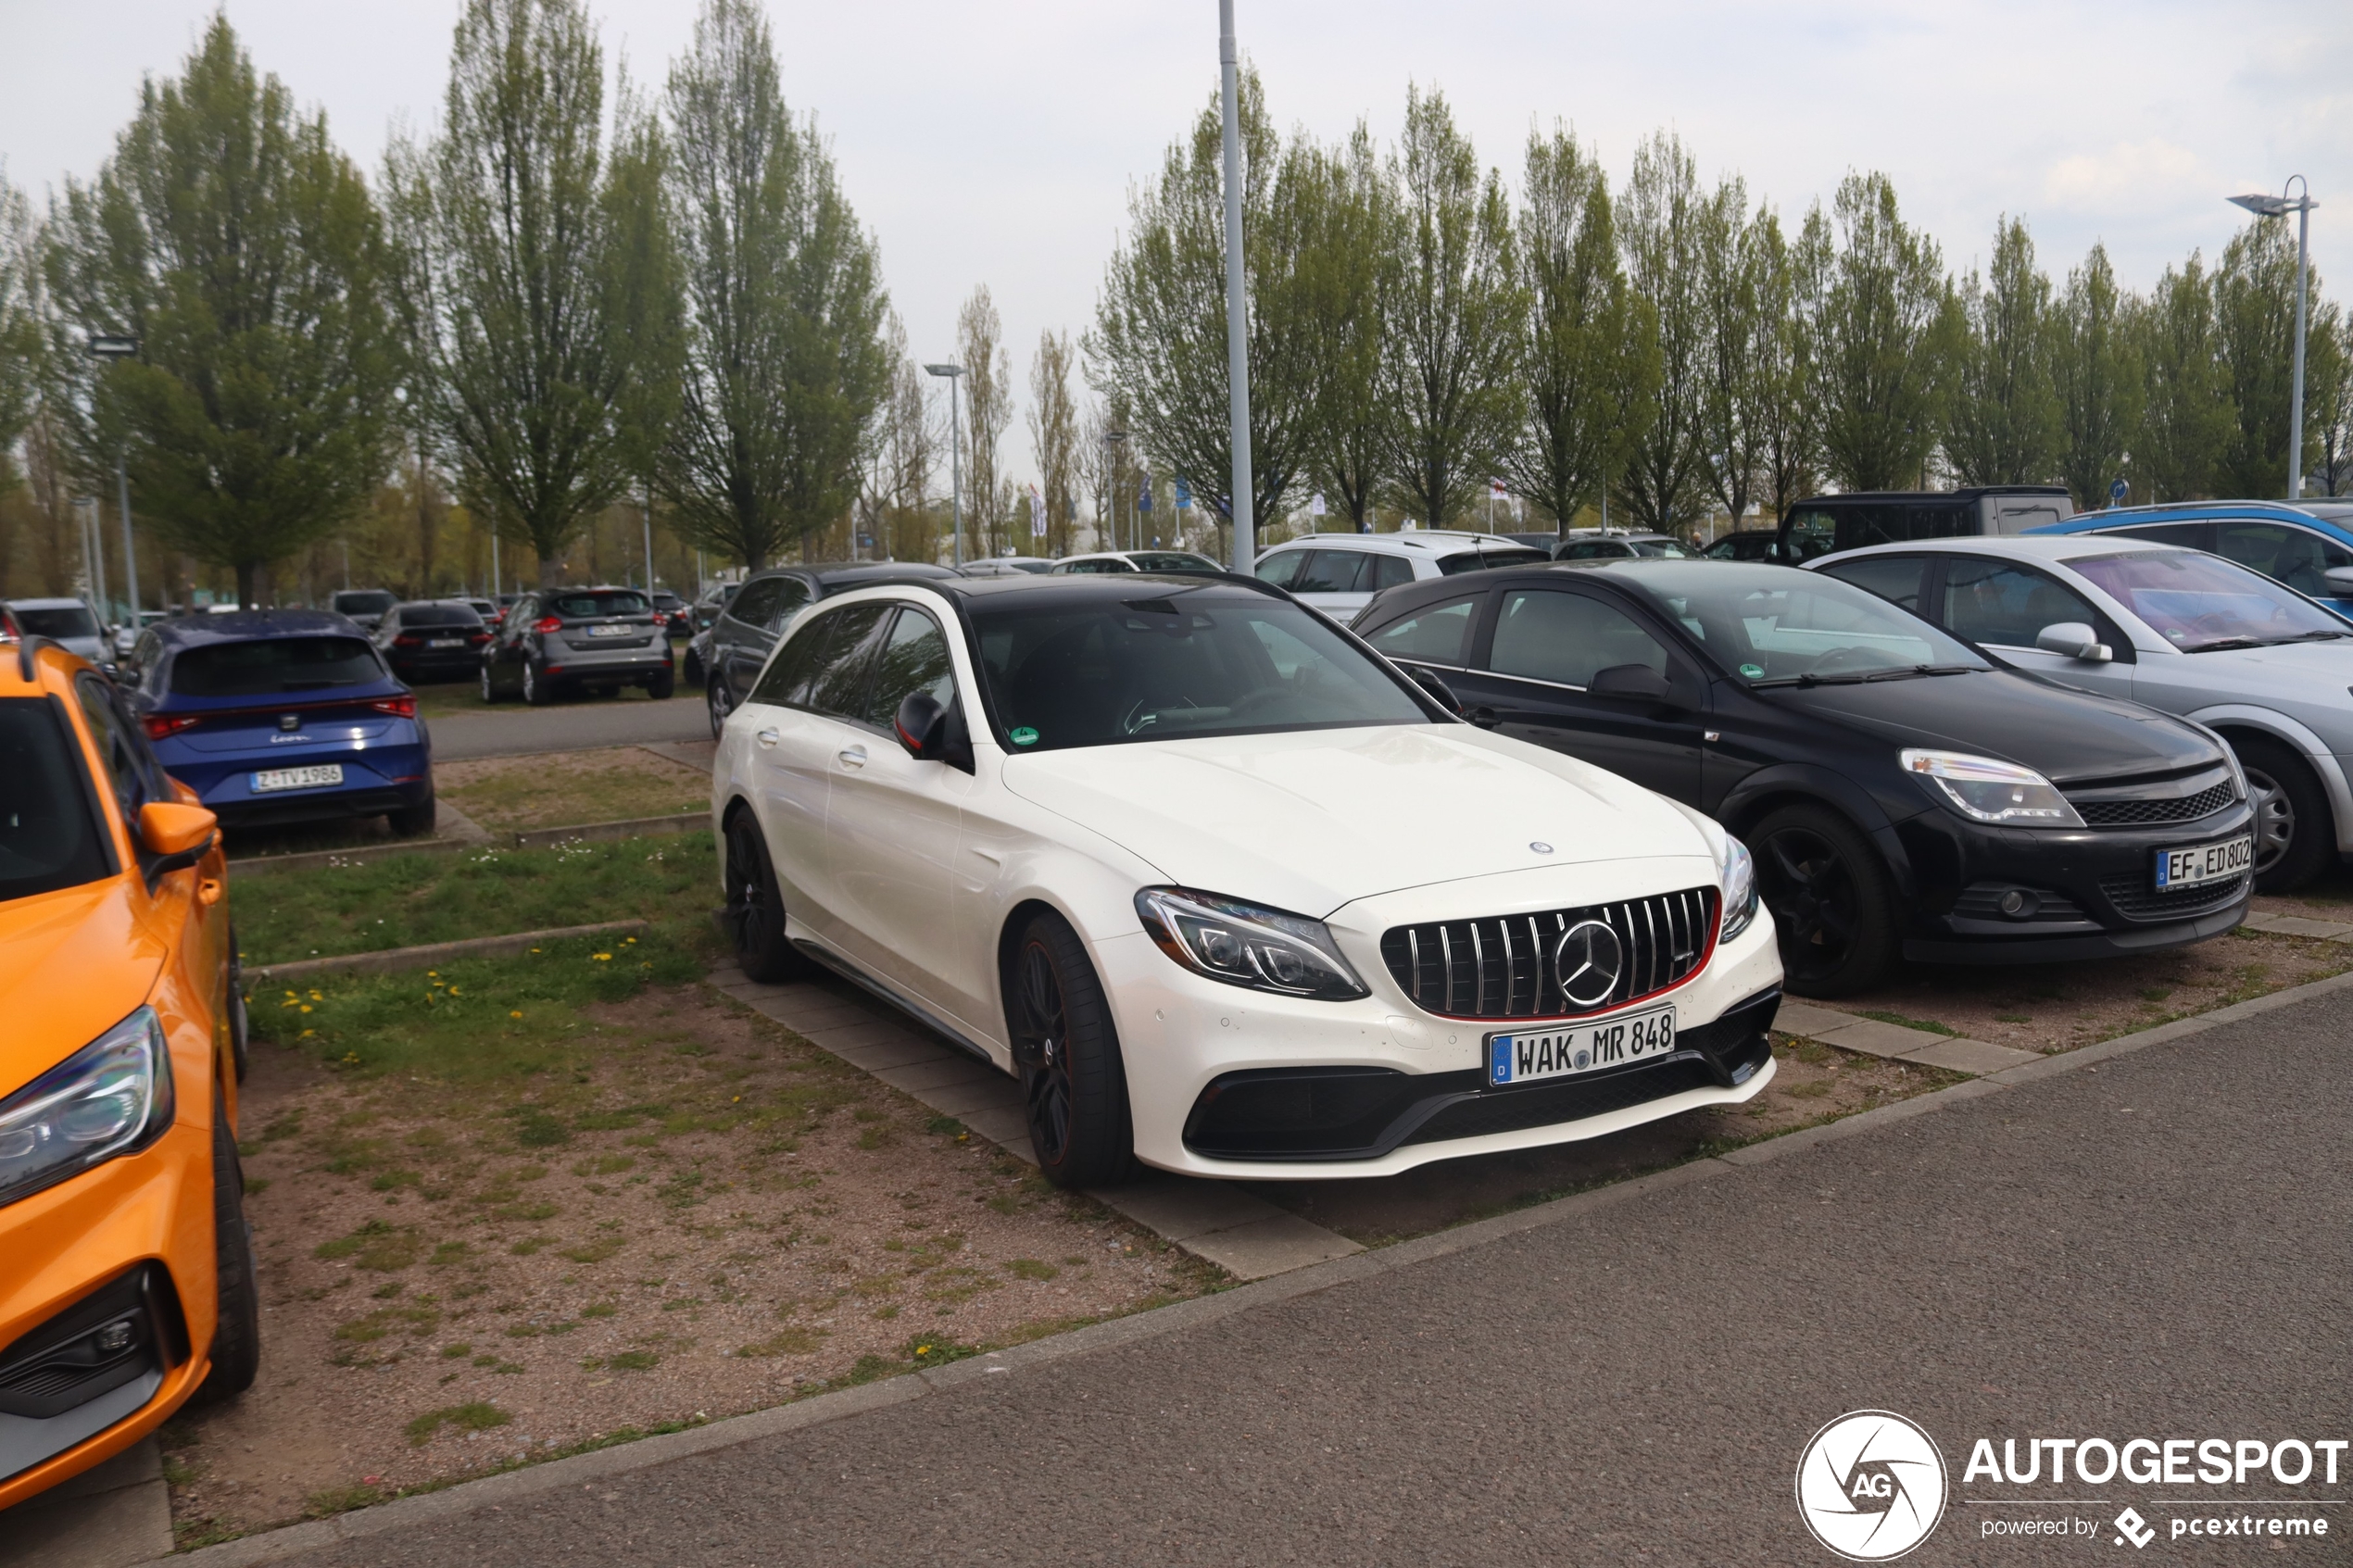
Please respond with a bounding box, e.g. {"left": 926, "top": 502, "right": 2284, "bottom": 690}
{"left": 164, "top": 986, "right": 1215, "bottom": 1546}
{"left": 434, "top": 746, "right": 709, "bottom": 833}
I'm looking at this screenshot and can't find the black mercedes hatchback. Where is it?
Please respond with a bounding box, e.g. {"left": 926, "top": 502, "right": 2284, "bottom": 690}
{"left": 1352, "top": 559, "right": 2254, "bottom": 996}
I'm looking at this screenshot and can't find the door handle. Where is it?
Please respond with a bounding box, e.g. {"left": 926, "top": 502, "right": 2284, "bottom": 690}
{"left": 754, "top": 728, "right": 780, "bottom": 749}
{"left": 837, "top": 745, "right": 868, "bottom": 769}
{"left": 1467, "top": 706, "right": 1498, "bottom": 729}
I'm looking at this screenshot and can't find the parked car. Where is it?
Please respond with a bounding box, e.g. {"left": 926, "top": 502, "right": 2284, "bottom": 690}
{"left": 700, "top": 561, "right": 957, "bottom": 738}
{"left": 127, "top": 610, "right": 436, "bottom": 835}
{"left": 1045, "top": 551, "right": 1217, "bottom": 576}
{"left": 328, "top": 588, "right": 397, "bottom": 632}
{"left": 480, "top": 585, "right": 673, "bottom": 707}
{"left": 5, "top": 598, "right": 108, "bottom": 665}
{"left": 1702, "top": 531, "right": 1785, "bottom": 562}
{"left": 712, "top": 571, "right": 1781, "bottom": 1185}
{"left": 2023, "top": 498, "right": 2353, "bottom": 618}
{"left": 1353, "top": 558, "right": 2253, "bottom": 995}
{"left": 1252, "top": 530, "right": 1551, "bottom": 621}
{"left": 0, "top": 636, "right": 258, "bottom": 1515}
{"left": 689, "top": 583, "right": 737, "bottom": 634}
{"left": 649, "top": 589, "right": 689, "bottom": 637}
{"left": 1810, "top": 533, "right": 2353, "bottom": 892}
{"left": 465, "top": 597, "right": 501, "bottom": 629}
{"left": 1553, "top": 531, "right": 1694, "bottom": 560}
{"left": 111, "top": 608, "right": 171, "bottom": 665}
{"left": 1777, "top": 485, "right": 2075, "bottom": 563}
{"left": 373, "top": 600, "right": 491, "bottom": 684}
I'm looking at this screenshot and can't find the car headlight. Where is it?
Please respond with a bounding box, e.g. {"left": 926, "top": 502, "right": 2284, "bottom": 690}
{"left": 1135, "top": 887, "right": 1370, "bottom": 1001}
{"left": 1900, "top": 749, "right": 2084, "bottom": 827}
{"left": 1717, "top": 834, "right": 1759, "bottom": 943}
{"left": 0, "top": 1007, "right": 175, "bottom": 1209}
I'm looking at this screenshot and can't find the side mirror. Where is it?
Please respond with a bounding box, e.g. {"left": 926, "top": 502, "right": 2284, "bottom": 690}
{"left": 894, "top": 690, "right": 974, "bottom": 770}
{"left": 137, "top": 799, "right": 217, "bottom": 881}
{"left": 2034, "top": 621, "right": 2111, "bottom": 662}
{"left": 2322, "top": 567, "right": 2353, "bottom": 598}
{"left": 1589, "top": 663, "right": 1676, "bottom": 703}
{"left": 1407, "top": 665, "right": 1463, "bottom": 715}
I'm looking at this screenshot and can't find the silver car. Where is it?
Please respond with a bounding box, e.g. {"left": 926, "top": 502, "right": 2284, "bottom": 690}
{"left": 1808, "top": 534, "right": 2353, "bottom": 891}
{"left": 4, "top": 598, "right": 109, "bottom": 665}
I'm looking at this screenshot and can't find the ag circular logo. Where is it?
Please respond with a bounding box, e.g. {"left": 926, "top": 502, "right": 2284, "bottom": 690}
{"left": 1550, "top": 919, "right": 1623, "bottom": 1009}
{"left": 1794, "top": 1411, "right": 1946, "bottom": 1561}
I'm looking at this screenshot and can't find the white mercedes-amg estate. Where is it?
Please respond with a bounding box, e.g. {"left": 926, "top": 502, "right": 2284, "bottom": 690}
{"left": 711, "top": 571, "right": 1781, "bottom": 1186}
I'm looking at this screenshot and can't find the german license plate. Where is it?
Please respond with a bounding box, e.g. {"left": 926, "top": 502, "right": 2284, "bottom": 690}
{"left": 428, "top": 637, "right": 463, "bottom": 648}
{"left": 2155, "top": 834, "right": 2252, "bottom": 889}
{"left": 1487, "top": 1004, "right": 1676, "bottom": 1087}
{"left": 587, "top": 623, "right": 632, "bottom": 637}
{"left": 251, "top": 764, "right": 344, "bottom": 794}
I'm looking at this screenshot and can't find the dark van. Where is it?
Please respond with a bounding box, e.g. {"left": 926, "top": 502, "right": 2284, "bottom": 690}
{"left": 1779, "top": 486, "right": 2073, "bottom": 562}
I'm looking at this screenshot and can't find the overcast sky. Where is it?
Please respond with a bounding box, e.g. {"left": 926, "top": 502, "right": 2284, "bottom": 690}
{"left": 2, "top": 0, "right": 2346, "bottom": 488}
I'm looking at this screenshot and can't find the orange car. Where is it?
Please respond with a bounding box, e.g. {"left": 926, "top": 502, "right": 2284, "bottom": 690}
{"left": 0, "top": 633, "right": 257, "bottom": 1511}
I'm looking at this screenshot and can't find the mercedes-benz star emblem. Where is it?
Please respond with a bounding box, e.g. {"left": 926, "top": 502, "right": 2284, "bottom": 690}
{"left": 1550, "top": 920, "right": 1623, "bottom": 1010}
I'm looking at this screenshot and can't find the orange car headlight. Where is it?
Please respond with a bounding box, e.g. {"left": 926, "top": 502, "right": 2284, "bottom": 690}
{"left": 0, "top": 1007, "right": 176, "bottom": 1209}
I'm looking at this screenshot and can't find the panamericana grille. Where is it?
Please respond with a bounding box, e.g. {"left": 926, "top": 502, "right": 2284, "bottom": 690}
{"left": 1379, "top": 886, "right": 1718, "bottom": 1021}
{"left": 2098, "top": 871, "right": 2247, "bottom": 922}
{"left": 2070, "top": 782, "right": 2236, "bottom": 825}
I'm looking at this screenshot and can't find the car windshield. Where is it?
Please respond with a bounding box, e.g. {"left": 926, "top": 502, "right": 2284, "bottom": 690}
{"left": 13, "top": 605, "right": 101, "bottom": 640}
{"left": 972, "top": 587, "right": 1430, "bottom": 751}
{"left": 1621, "top": 563, "right": 1989, "bottom": 683}
{"left": 1126, "top": 552, "right": 1221, "bottom": 573}
{"left": 1627, "top": 539, "right": 1692, "bottom": 558}
{"left": 2063, "top": 550, "right": 2347, "bottom": 650}
{"left": 333, "top": 591, "right": 396, "bottom": 615}
{"left": 0, "top": 697, "right": 112, "bottom": 902}
{"left": 546, "top": 591, "right": 648, "bottom": 618}
{"left": 171, "top": 636, "right": 383, "bottom": 696}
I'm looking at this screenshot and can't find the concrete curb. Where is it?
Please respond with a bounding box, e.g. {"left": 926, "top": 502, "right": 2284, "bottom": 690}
{"left": 141, "top": 959, "right": 2353, "bottom": 1567}
{"left": 245, "top": 922, "right": 648, "bottom": 985}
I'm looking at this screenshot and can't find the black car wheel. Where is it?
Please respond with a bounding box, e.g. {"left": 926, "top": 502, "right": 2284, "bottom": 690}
{"left": 707, "top": 672, "right": 735, "bottom": 739}
{"left": 1752, "top": 802, "right": 1899, "bottom": 997}
{"left": 193, "top": 1086, "right": 260, "bottom": 1405}
{"left": 724, "top": 810, "right": 806, "bottom": 983}
{"left": 522, "top": 659, "right": 551, "bottom": 707}
{"left": 1007, "top": 912, "right": 1136, "bottom": 1189}
{"left": 2233, "top": 735, "right": 2331, "bottom": 893}
{"left": 648, "top": 665, "right": 675, "bottom": 701}
{"left": 387, "top": 794, "right": 437, "bottom": 838}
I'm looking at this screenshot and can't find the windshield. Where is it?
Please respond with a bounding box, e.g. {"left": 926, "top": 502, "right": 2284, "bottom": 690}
{"left": 972, "top": 587, "right": 1430, "bottom": 751}
{"left": 13, "top": 606, "right": 101, "bottom": 640}
{"left": 1627, "top": 539, "right": 1692, "bottom": 558}
{"left": 333, "top": 591, "right": 396, "bottom": 615}
{"left": 0, "top": 698, "right": 112, "bottom": 901}
{"left": 546, "top": 591, "right": 649, "bottom": 618}
{"left": 171, "top": 636, "right": 384, "bottom": 696}
{"left": 1622, "top": 563, "right": 1988, "bottom": 683}
{"left": 2063, "top": 551, "right": 2347, "bottom": 650}
{"left": 1126, "top": 552, "right": 1221, "bottom": 573}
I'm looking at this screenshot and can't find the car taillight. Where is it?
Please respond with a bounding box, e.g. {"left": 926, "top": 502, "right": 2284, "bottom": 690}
{"left": 393, "top": 634, "right": 422, "bottom": 647}
{"left": 470, "top": 632, "right": 492, "bottom": 644}
{"left": 369, "top": 696, "right": 417, "bottom": 719}
{"left": 144, "top": 714, "right": 201, "bottom": 740}
{"left": 534, "top": 615, "right": 563, "bottom": 633}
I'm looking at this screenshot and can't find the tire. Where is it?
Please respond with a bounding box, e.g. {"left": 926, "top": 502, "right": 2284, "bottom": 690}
{"left": 1005, "top": 912, "right": 1137, "bottom": 1189}
{"left": 682, "top": 649, "right": 703, "bottom": 686}
{"left": 522, "top": 659, "right": 551, "bottom": 707}
{"left": 479, "top": 661, "right": 499, "bottom": 704}
{"left": 387, "top": 794, "right": 437, "bottom": 838}
{"left": 1751, "top": 802, "right": 1902, "bottom": 997}
{"left": 707, "top": 673, "right": 735, "bottom": 739}
{"left": 2233, "top": 735, "right": 2333, "bottom": 893}
{"left": 724, "top": 810, "right": 807, "bottom": 984}
{"left": 192, "top": 1088, "right": 260, "bottom": 1406}
{"left": 647, "top": 666, "right": 675, "bottom": 701}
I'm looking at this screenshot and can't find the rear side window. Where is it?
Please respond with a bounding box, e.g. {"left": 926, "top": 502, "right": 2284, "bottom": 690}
{"left": 1818, "top": 556, "right": 1931, "bottom": 615}
{"left": 171, "top": 636, "right": 383, "bottom": 696}
{"left": 1370, "top": 556, "right": 1416, "bottom": 592}
{"left": 1293, "top": 550, "right": 1369, "bottom": 593}
{"left": 1489, "top": 590, "right": 1670, "bottom": 687}
{"left": 1252, "top": 552, "right": 1304, "bottom": 589}
{"left": 1362, "top": 596, "right": 1479, "bottom": 666}
{"left": 766, "top": 579, "right": 812, "bottom": 627}
{"left": 0, "top": 697, "right": 112, "bottom": 900}
{"left": 545, "top": 590, "right": 648, "bottom": 619}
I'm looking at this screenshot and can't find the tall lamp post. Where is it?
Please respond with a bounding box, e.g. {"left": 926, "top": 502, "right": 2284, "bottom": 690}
{"left": 1101, "top": 429, "right": 1128, "bottom": 552}
{"left": 2229, "top": 179, "right": 2319, "bottom": 500}
{"left": 85, "top": 335, "right": 141, "bottom": 623}
{"left": 1216, "top": 0, "right": 1254, "bottom": 574}
{"left": 925, "top": 362, "right": 965, "bottom": 567}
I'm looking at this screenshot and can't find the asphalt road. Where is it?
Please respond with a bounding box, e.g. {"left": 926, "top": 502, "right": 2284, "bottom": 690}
{"left": 264, "top": 990, "right": 2350, "bottom": 1567}
{"left": 423, "top": 696, "right": 710, "bottom": 760}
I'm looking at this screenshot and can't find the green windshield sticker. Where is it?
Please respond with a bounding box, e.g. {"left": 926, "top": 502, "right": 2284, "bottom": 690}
{"left": 1009, "top": 726, "right": 1039, "bottom": 746}
{"left": 1740, "top": 663, "right": 1765, "bottom": 679}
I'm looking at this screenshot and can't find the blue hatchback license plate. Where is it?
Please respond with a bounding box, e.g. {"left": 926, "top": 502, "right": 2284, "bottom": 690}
{"left": 1487, "top": 1004, "right": 1676, "bottom": 1087}
{"left": 2155, "top": 834, "right": 2252, "bottom": 889}
{"left": 251, "top": 764, "right": 344, "bottom": 794}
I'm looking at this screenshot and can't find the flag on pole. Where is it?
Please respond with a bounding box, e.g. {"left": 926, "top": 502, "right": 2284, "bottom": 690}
{"left": 1175, "top": 476, "right": 1191, "bottom": 511}
{"left": 1138, "top": 483, "right": 1152, "bottom": 513}
{"left": 1490, "top": 478, "right": 1508, "bottom": 501}
{"left": 1310, "top": 492, "right": 1327, "bottom": 518}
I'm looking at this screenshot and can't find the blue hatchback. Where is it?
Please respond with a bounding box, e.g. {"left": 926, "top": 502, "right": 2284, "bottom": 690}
{"left": 126, "top": 610, "right": 436, "bottom": 834}
{"left": 2027, "top": 499, "right": 2353, "bottom": 619}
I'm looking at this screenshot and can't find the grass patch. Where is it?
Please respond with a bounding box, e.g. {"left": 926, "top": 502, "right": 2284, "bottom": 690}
{"left": 736, "top": 1326, "right": 827, "bottom": 1357}
{"left": 598, "top": 1349, "right": 661, "bottom": 1372}
{"left": 1856, "top": 1009, "right": 1961, "bottom": 1037}
{"left": 558, "top": 1237, "right": 624, "bottom": 1264}
{"left": 403, "top": 1400, "right": 512, "bottom": 1447}
{"left": 1006, "top": 1258, "right": 1059, "bottom": 1281}
{"left": 313, "top": 1221, "right": 423, "bottom": 1272}
{"left": 437, "top": 746, "right": 703, "bottom": 833}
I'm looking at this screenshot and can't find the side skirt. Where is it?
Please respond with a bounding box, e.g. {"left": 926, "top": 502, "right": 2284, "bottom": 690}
{"left": 786, "top": 936, "right": 1004, "bottom": 1070}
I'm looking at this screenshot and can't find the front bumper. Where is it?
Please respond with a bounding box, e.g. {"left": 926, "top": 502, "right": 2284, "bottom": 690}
{"left": 1891, "top": 800, "right": 2255, "bottom": 963}
{"left": 1099, "top": 863, "right": 1784, "bottom": 1179}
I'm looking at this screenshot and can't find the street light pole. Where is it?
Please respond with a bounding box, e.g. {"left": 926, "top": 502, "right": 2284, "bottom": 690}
{"left": 925, "top": 363, "right": 965, "bottom": 567}
{"left": 1217, "top": 0, "right": 1254, "bottom": 575}
{"left": 84, "top": 334, "right": 141, "bottom": 622}
{"left": 2229, "top": 180, "right": 2320, "bottom": 500}
{"left": 1101, "top": 430, "right": 1128, "bottom": 554}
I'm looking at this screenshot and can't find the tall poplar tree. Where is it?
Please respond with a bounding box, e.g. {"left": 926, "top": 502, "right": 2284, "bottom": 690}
{"left": 1801, "top": 172, "right": 1958, "bottom": 493}
{"left": 2133, "top": 256, "right": 2233, "bottom": 501}
{"left": 1295, "top": 126, "right": 1391, "bottom": 533}
{"left": 1613, "top": 132, "right": 1711, "bottom": 532}
{"left": 1946, "top": 216, "right": 2061, "bottom": 486}
{"left": 2214, "top": 217, "right": 2310, "bottom": 498}
{"left": 2051, "top": 243, "right": 2140, "bottom": 509}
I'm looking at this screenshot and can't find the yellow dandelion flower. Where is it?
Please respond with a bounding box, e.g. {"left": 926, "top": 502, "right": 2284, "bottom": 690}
{"left": 427, "top": 971, "right": 438, "bottom": 978}
{"left": 624, "top": 936, "right": 636, "bottom": 945}
{"left": 510, "top": 1010, "right": 523, "bottom": 1020}
{"left": 593, "top": 953, "right": 612, "bottom": 961}
{"left": 300, "top": 1029, "right": 314, "bottom": 1038}
{"left": 308, "top": 989, "right": 322, "bottom": 1000}
{"left": 915, "top": 1345, "right": 931, "bottom": 1357}
{"left": 449, "top": 986, "right": 461, "bottom": 996}
{"left": 299, "top": 1004, "right": 312, "bottom": 1014}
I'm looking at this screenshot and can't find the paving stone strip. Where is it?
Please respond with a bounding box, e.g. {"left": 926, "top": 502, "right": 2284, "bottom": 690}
{"left": 245, "top": 921, "right": 648, "bottom": 985}
{"left": 1768, "top": 998, "right": 2043, "bottom": 1073}
{"left": 0, "top": 1439, "right": 170, "bottom": 1568}
{"left": 704, "top": 966, "right": 1364, "bottom": 1282}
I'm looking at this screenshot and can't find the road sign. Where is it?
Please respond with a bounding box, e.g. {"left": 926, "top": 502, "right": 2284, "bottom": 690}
{"left": 2109, "top": 479, "right": 2129, "bottom": 505}
{"left": 1175, "top": 476, "right": 1191, "bottom": 511}
{"left": 1138, "top": 484, "right": 1152, "bottom": 513}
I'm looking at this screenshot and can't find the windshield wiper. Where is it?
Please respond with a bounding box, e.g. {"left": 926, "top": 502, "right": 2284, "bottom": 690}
{"left": 2266, "top": 630, "right": 2347, "bottom": 643}
{"left": 2180, "top": 636, "right": 2264, "bottom": 653}
{"left": 1749, "top": 671, "right": 1869, "bottom": 688}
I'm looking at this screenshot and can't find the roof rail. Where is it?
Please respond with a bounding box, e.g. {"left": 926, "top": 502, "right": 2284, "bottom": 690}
{"left": 16, "top": 633, "right": 63, "bottom": 684}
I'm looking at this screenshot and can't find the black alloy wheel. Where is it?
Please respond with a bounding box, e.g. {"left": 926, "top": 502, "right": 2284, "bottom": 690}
{"left": 1751, "top": 802, "right": 1899, "bottom": 997}
{"left": 2233, "top": 736, "right": 2331, "bottom": 893}
{"left": 707, "top": 673, "right": 735, "bottom": 739}
{"left": 724, "top": 811, "right": 804, "bottom": 983}
{"left": 1007, "top": 913, "right": 1135, "bottom": 1189}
